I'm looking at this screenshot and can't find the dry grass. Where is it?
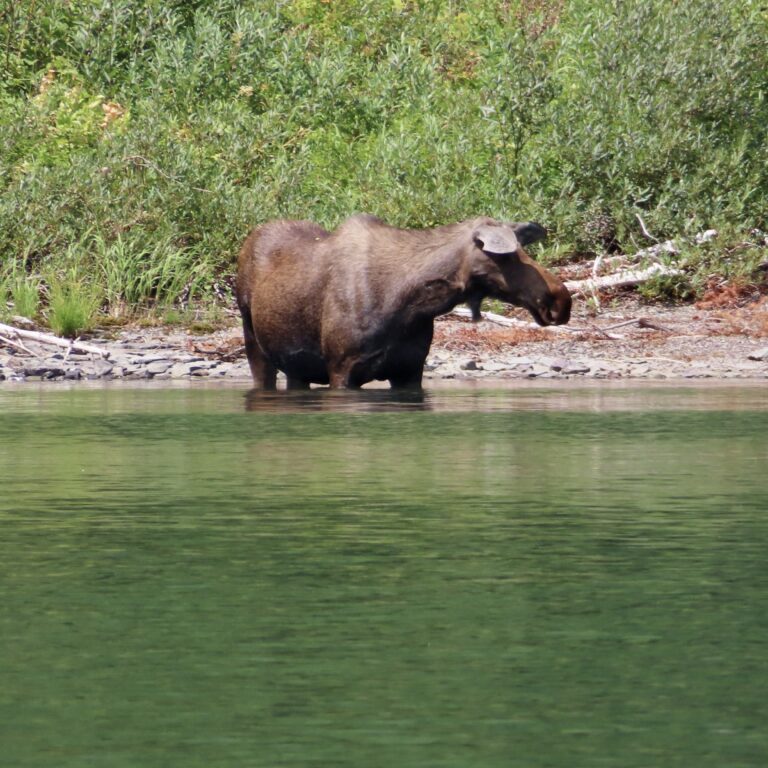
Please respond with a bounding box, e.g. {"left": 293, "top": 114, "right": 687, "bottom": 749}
{"left": 433, "top": 324, "right": 552, "bottom": 353}
{"left": 188, "top": 334, "right": 245, "bottom": 360}
{"left": 706, "top": 296, "right": 768, "bottom": 338}
{"left": 696, "top": 279, "right": 765, "bottom": 309}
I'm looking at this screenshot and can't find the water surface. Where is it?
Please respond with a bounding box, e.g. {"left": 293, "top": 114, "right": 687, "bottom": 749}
{"left": 1, "top": 383, "right": 767, "bottom": 767}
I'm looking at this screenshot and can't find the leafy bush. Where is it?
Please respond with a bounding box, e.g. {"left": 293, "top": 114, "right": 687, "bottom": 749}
{"left": 0, "top": 0, "right": 766, "bottom": 325}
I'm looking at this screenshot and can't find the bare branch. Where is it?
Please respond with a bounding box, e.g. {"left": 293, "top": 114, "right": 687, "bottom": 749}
{"left": 0, "top": 323, "right": 109, "bottom": 358}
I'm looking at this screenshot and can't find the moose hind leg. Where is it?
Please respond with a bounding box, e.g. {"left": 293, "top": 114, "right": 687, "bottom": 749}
{"left": 240, "top": 305, "right": 277, "bottom": 389}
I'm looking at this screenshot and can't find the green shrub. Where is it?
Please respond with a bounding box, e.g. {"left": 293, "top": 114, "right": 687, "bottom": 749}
{"left": 0, "top": 0, "right": 765, "bottom": 315}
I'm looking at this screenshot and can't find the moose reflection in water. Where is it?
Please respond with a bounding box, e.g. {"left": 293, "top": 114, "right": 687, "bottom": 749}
{"left": 236, "top": 214, "right": 571, "bottom": 390}
{"left": 244, "top": 387, "right": 430, "bottom": 413}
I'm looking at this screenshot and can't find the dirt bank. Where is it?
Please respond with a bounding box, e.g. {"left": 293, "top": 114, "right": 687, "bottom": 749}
{"left": 1, "top": 295, "right": 767, "bottom": 384}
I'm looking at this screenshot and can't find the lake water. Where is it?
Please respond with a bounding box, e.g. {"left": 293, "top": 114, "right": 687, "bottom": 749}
{"left": 1, "top": 382, "right": 767, "bottom": 767}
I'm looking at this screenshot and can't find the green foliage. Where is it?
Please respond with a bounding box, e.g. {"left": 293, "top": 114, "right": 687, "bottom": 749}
{"left": 0, "top": 0, "right": 766, "bottom": 325}
{"left": 10, "top": 276, "right": 41, "bottom": 320}
{"left": 46, "top": 269, "right": 102, "bottom": 337}
{"left": 637, "top": 273, "right": 697, "bottom": 304}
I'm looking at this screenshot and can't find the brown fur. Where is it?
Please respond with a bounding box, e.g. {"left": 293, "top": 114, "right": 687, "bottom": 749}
{"left": 235, "top": 214, "right": 571, "bottom": 389}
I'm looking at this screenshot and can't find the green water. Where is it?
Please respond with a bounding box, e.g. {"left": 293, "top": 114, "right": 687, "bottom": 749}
{"left": 1, "top": 383, "right": 767, "bottom": 767}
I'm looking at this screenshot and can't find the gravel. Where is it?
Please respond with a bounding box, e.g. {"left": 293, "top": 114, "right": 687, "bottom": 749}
{"left": 1, "top": 298, "right": 766, "bottom": 384}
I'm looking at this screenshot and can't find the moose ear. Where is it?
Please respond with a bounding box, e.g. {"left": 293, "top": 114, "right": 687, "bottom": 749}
{"left": 511, "top": 221, "right": 547, "bottom": 246}
{"left": 474, "top": 225, "right": 519, "bottom": 255}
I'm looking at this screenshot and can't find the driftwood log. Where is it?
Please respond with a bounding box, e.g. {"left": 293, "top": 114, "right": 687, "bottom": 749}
{"left": 0, "top": 323, "right": 109, "bottom": 358}
{"left": 563, "top": 262, "right": 681, "bottom": 297}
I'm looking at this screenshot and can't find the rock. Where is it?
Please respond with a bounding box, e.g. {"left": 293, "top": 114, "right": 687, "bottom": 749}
{"left": 170, "top": 363, "right": 193, "bottom": 378}
{"left": 461, "top": 359, "right": 479, "bottom": 370}
{"left": 10, "top": 315, "right": 35, "bottom": 328}
{"left": 562, "top": 362, "right": 591, "bottom": 375}
{"left": 188, "top": 360, "right": 218, "bottom": 372}
{"left": 146, "top": 360, "right": 172, "bottom": 376}
{"left": 133, "top": 353, "right": 179, "bottom": 365}
{"left": 22, "top": 364, "right": 65, "bottom": 379}
{"left": 549, "top": 357, "right": 569, "bottom": 372}
{"left": 482, "top": 361, "right": 509, "bottom": 372}
{"left": 509, "top": 356, "right": 535, "bottom": 367}
{"left": 227, "top": 362, "right": 251, "bottom": 378}
{"left": 124, "top": 367, "right": 149, "bottom": 379}
{"left": 747, "top": 347, "right": 768, "bottom": 362}
{"left": 88, "top": 361, "right": 114, "bottom": 379}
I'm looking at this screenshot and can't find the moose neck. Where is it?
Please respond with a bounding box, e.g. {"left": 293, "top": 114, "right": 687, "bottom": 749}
{"left": 398, "top": 231, "right": 476, "bottom": 321}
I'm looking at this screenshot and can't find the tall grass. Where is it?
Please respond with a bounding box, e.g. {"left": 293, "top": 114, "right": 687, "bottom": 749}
{"left": 0, "top": 0, "right": 766, "bottom": 325}
{"left": 46, "top": 271, "right": 101, "bottom": 338}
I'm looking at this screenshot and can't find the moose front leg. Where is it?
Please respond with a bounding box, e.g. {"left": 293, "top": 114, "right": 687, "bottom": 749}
{"left": 386, "top": 322, "right": 433, "bottom": 389}
{"left": 388, "top": 368, "right": 425, "bottom": 389}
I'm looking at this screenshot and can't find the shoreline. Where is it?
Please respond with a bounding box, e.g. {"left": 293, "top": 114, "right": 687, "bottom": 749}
{"left": 1, "top": 297, "right": 767, "bottom": 385}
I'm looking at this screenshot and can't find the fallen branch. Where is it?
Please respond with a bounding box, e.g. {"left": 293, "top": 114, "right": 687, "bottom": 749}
{"left": 638, "top": 317, "right": 673, "bottom": 333}
{"left": 564, "top": 262, "right": 681, "bottom": 296}
{"left": 0, "top": 333, "right": 40, "bottom": 357}
{"left": 600, "top": 318, "right": 643, "bottom": 332}
{"left": 600, "top": 317, "right": 674, "bottom": 333}
{"left": 0, "top": 323, "right": 110, "bottom": 358}
{"left": 636, "top": 213, "right": 659, "bottom": 243}
{"left": 449, "top": 306, "right": 586, "bottom": 333}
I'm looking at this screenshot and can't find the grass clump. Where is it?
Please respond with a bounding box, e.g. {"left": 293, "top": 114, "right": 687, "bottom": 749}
{"left": 46, "top": 274, "right": 102, "bottom": 338}
{"left": 8, "top": 276, "right": 41, "bottom": 320}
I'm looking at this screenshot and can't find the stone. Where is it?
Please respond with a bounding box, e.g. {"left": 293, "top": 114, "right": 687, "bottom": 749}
{"left": 509, "top": 356, "right": 535, "bottom": 367}
{"left": 482, "top": 362, "right": 509, "bottom": 372}
{"left": 212, "top": 363, "right": 236, "bottom": 376}
{"left": 461, "top": 359, "right": 479, "bottom": 370}
{"left": 170, "top": 363, "right": 193, "bottom": 378}
{"left": 549, "top": 357, "right": 570, "bottom": 372}
{"left": 124, "top": 367, "right": 149, "bottom": 379}
{"left": 90, "top": 362, "right": 114, "bottom": 378}
{"left": 22, "top": 364, "right": 65, "bottom": 379}
{"left": 146, "top": 360, "right": 172, "bottom": 376}
{"left": 188, "top": 360, "right": 218, "bottom": 372}
{"left": 747, "top": 347, "right": 768, "bottom": 362}
{"left": 132, "top": 353, "right": 180, "bottom": 365}
{"left": 562, "top": 362, "right": 591, "bottom": 375}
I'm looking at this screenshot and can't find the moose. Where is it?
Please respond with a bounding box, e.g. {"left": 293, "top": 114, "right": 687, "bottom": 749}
{"left": 235, "top": 214, "right": 571, "bottom": 389}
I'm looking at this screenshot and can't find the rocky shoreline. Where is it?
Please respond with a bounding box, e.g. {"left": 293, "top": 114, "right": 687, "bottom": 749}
{"left": 1, "top": 298, "right": 767, "bottom": 384}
